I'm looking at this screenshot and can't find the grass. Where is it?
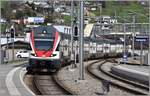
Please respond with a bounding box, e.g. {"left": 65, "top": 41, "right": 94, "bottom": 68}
{"left": 91, "top": 1, "right": 148, "bottom": 23}
{"left": 63, "top": 15, "right": 71, "bottom": 25}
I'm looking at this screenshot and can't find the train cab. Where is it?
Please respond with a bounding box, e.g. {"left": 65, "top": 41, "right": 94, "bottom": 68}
{"left": 27, "top": 26, "right": 61, "bottom": 72}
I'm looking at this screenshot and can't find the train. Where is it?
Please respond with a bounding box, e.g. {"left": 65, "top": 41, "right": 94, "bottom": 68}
{"left": 26, "top": 25, "right": 131, "bottom": 72}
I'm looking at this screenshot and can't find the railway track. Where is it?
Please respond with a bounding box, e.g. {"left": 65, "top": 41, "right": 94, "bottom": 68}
{"left": 25, "top": 72, "right": 74, "bottom": 95}
{"left": 87, "top": 59, "right": 149, "bottom": 95}
{"left": 32, "top": 73, "right": 73, "bottom": 95}
{"left": 24, "top": 59, "right": 148, "bottom": 95}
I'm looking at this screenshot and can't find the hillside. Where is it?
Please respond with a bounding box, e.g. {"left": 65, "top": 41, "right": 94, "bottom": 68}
{"left": 91, "top": 1, "right": 149, "bottom": 23}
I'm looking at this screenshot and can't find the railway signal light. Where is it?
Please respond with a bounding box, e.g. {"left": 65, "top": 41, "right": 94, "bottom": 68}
{"left": 74, "top": 26, "right": 78, "bottom": 41}
{"left": 10, "top": 28, "right": 15, "bottom": 38}
{"left": 74, "top": 26, "right": 78, "bottom": 36}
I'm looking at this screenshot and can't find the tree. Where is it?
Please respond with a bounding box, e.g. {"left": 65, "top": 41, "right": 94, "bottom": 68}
{"left": 1, "top": 1, "right": 11, "bottom": 22}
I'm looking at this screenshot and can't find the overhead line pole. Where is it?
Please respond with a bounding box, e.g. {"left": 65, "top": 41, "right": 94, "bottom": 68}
{"left": 11, "top": 25, "right": 15, "bottom": 62}
{"left": 13, "top": 26, "right": 15, "bottom": 61}
{"left": 132, "top": 15, "right": 135, "bottom": 60}
{"left": 79, "top": 0, "right": 84, "bottom": 80}
{"left": 0, "top": 1, "right": 1, "bottom": 65}
{"left": 149, "top": 1, "right": 150, "bottom": 53}
{"left": 115, "top": 10, "right": 117, "bottom": 52}
{"left": 123, "top": 18, "right": 126, "bottom": 64}
{"left": 148, "top": 1, "right": 150, "bottom": 65}
{"left": 70, "top": 0, "right": 74, "bottom": 69}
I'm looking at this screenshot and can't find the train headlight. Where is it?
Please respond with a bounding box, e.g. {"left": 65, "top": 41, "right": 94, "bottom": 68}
{"left": 43, "top": 30, "right": 47, "bottom": 34}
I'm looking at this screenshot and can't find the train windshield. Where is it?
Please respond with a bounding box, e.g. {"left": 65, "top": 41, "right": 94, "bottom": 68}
{"left": 34, "top": 41, "right": 53, "bottom": 50}
{"left": 33, "top": 26, "right": 56, "bottom": 39}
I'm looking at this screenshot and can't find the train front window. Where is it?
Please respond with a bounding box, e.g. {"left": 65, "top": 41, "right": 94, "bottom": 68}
{"left": 34, "top": 26, "right": 56, "bottom": 39}
{"left": 34, "top": 41, "right": 53, "bottom": 50}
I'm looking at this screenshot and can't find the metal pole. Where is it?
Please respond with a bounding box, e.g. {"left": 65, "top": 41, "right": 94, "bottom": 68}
{"left": 148, "top": 1, "right": 150, "bottom": 65}
{"left": 99, "top": 3, "right": 102, "bottom": 17}
{"left": 11, "top": 28, "right": 13, "bottom": 61}
{"left": 6, "top": 29, "right": 9, "bottom": 51}
{"left": 79, "top": 0, "right": 84, "bottom": 80}
{"left": 6, "top": 28, "right": 9, "bottom": 63}
{"left": 70, "top": 0, "right": 74, "bottom": 69}
{"left": 149, "top": 1, "right": 150, "bottom": 53}
{"left": 99, "top": 3, "right": 104, "bottom": 53}
{"left": 12, "top": 37, "right": 15, "bottom": 61}
{"left": 132, "top": 15, "right": 135, "bottom": 60}
{"left": 12, "top": 25, "right": 15, "bottom": 61}
{"left": 0, "top": 5, "right": 1, "bottom": 64}
{"left": 75, "top": 41, "right": 77, "bottom": 65}
{"left": 115, "top": 10, "right": 117, "bottom": 52}
{"left": 140, "top": 41, "right": 143, "bottom": 65}
{"left": 123, "top": 22, "right": 126, "bottom": 64}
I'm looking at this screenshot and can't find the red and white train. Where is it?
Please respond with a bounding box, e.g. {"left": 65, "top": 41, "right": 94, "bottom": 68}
{"left": 27, "top": 26, "right": 61, "bottom": 72}
{"left": 26, "top": 25, "right": 131, "bottom": 72}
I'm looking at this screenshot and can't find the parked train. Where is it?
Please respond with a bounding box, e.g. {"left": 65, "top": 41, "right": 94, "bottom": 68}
{"left": 26, "top": 25, "right": 131, "bottom": 72}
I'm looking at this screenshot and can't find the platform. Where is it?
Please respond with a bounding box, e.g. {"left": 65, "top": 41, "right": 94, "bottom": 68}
{"left": 118, "top": 57, "right": 148, "bottom": 65}
{"left": 111, "top": 63, "right": 149, "bottom": 85}
{"left": 0, "top": 61, "right": 35, "bottom": 96}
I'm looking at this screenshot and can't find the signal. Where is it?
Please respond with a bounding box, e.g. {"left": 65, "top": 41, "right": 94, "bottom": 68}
{"left": 74, "top": 26, "right": 78, "bottom": 41}
{"left": 10, "top": 28, "right": 15, "bottom": 38}
{"left": 74, "top": 26, "right": 78, "bottom": 36}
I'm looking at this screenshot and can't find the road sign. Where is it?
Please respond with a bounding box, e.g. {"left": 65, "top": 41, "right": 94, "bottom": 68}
{"left": 135, "top": 35, "right": 148, "bottom": 42}
{"left": 123, "top": 54, "right": 128, "bottom": 61}
{"left": 135, "top": 39, "right": 147, "bottom": 42}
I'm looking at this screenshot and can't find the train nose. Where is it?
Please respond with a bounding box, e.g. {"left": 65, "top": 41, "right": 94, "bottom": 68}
{"left": 42, "top": 55, "right": 46, "bottom": 57}
{"left": 36, "top": 50, "right": 53, "bottom": 57}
